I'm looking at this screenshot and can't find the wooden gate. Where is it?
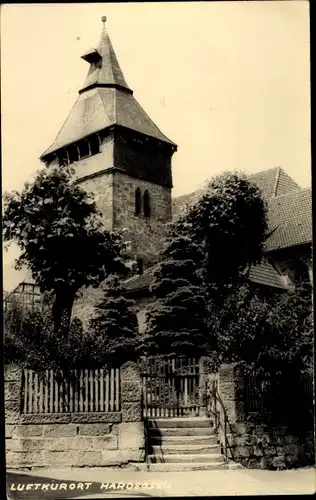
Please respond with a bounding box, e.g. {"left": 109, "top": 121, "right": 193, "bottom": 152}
{"left": 140, "top": 357, "right": 200, "bottom": 418}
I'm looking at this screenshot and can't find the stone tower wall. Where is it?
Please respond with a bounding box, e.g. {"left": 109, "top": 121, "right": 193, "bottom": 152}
{"left": 112, "top": 171, "right": 172, "bottom": 267}
{"left": 46, "top": 127, "right": 174, "bottom": 266}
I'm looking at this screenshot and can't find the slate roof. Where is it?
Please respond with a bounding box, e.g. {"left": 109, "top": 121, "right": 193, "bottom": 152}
{"left": 80, "top": 23, "right": 132, "bottom": 94}
{"left": 41, "top": 88, "right": 175, "bottom": 159}
{"left": 41, "top": 22, "right": 175, "bottom": 160}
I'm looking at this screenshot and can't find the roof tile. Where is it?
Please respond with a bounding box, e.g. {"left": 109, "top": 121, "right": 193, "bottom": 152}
{"left": 248, "top": 260, "right": 288, "bottom": 289}
{"left": 265, "top": 187, "right": 312, "bottom": 252}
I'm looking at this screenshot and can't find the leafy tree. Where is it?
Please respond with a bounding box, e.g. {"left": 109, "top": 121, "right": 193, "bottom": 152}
{"left": 88, "top": 276, "right": 140, "bottom": 367}
{"left": 3, "top": 166, "right": 128, "bottom": 334}
{"left": 174, "top": 172, "right": 268, "bottom": 303}
{"left": 214, "top": 281, "right": 313, "bottom": 425}
{"left": 143, "top": 235, "right": 215, "bottom": 358}
{"left": 215, "top": 281, "right": 312, "bottom": 375}
{"left": 4, "top": 295, "right": 84, "bottom": 371}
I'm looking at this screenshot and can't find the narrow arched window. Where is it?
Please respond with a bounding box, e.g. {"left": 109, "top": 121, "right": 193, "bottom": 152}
{"left": 137, "top": 258, "right": 144, "bottom": 275}
{"left": 135, "top": 188, "right": 142, "bottom": 216}
{"left": 143, "top": 190, "right": 151, "bottom": 218}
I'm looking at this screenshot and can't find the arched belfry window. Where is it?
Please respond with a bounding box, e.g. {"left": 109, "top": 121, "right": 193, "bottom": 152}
{"left": 135, "top": 188, "right": 142, "bottom": 216}
{"left": 137, "top": 258, "right": 144, "bottom": 275}
{"left": 143, "top": 190, "right": 151, "bottom": 218}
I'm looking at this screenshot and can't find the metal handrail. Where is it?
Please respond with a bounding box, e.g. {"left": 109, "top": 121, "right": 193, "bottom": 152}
{"left": 206, "top": 378, "right": 235, "bottom": 463}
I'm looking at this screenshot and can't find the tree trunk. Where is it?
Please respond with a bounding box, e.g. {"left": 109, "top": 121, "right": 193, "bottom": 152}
{"left": 52, "top": 289, "right": 75, "bottom": 335}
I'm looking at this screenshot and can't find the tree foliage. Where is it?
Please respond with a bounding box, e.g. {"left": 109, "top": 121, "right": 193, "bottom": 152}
{"left": 3, "top": 297, "right": 88, "bottom": 371}
{"left": 144, "top": 235, "right": 215, "bottom": 358}
{"left": 215, "top": 282, "right": 313, "bottom": 374}
{"left": 214, "top": 281, "right": 313, "bottom": 425}
{"left": 143, "top": 173, "right": 268, "bottom": 358}
{"left": 3, "top": 166, "right": 129, "bottom": 333}
{"left": 174, "top": 172, "right": 268, "bottom": 302}
{"left": 88, "top": 276, "right": 140, "bottom": 367}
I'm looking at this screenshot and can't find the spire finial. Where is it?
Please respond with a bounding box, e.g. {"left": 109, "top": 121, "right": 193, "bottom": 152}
{"left": 101, "top": 16, "right": 107, "bottom": 28}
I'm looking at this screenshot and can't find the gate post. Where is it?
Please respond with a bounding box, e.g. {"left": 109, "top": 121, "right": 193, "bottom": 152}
{"left": 120, "top": 361, "right": 142, "bottom": 422}
{"left": 119, "top": 361, "right": 144, "bottom": 462}
{"left": 199, "top": 357, "right": 211, "bottom": 417}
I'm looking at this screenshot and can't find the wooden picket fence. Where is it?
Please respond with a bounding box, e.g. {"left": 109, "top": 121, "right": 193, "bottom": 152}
{"left": 21, "top": 368, "right": 120, "bottom": 414}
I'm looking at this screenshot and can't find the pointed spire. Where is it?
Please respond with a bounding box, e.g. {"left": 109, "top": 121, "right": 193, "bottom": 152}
{"left": 79, "top": 17, "right": 132, "bottom": 95}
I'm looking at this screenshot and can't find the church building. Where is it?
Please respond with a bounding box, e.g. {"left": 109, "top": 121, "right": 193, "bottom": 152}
{"left": 7, "top": 18, "right": 312, "bottom": 332}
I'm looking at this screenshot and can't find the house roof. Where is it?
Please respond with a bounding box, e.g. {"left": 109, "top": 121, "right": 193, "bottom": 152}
{"left": 127, "top": 168, "right": 312, "bottom": 294}
{"left": 172, "top": 168, "right": 312, "bottom": 253}
{"left": 249, "top": 167, "right": 300, "bottom": 198}
{"left": 172, "top": 167, "right": 302, "bottom": 219}
{"left": 41, "top": 21, "right": 176, "bottom": 160}
{"left": 124, "top": 263, "right": 160, "bottom": 292}
{"left": 124, "top": 259, "right": 289, "bottom": 294}
{"left": 265, "top": 187, "right": 312, "bottom": 252}
{"left": 248, "top": 260, "right": 288, "bottom": 289}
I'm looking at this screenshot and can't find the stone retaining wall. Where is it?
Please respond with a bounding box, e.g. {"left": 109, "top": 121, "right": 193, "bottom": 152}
{"left": 5, "top": 362, "right": 144, "bottom": 469}
{"left": 211, "top": 363, "right": 315, "bottom": 469}
{"left": 225, "top": 422, "right": 314, "bottom": 469}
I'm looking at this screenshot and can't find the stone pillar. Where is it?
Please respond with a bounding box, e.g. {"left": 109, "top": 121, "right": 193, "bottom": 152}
{"left": 218, "top": 363, "right": 246, "bottom": 424}
{"left": 5, "top": 364, "right": 23, "bottom": 425}
{"left": 120, "top": 361, "right": 142, "bottom": 423}
{"left": 199, "top": 357, "right": 212, "bottom": 417}
{"left": 119, "top": 361, "right": 144, "bottom": 462}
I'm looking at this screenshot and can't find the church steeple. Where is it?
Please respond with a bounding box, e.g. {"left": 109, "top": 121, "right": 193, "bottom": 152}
{"left": 40, "top": 17, "right": 177, "bottom": 269}
{"left": 80, "top": 17, "right": 132, "bottom": 95}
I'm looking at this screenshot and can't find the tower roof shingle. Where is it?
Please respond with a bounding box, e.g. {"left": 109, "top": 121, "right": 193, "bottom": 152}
{"left": 40, "top": 20, "right": 176, "bottom": 161}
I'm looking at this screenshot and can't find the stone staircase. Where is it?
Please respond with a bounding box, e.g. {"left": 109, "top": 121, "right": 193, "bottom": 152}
{"left": 144, "top": 417, "right": 235, "bottom": 471}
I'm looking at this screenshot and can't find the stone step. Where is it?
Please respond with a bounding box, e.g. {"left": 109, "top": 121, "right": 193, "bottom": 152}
{"left": 145, "top": 461, "right": 227, "bottom": 471}
{"left": 148, "top": 453, "right": 225, "bottom": 463}
{"left": 149, "top": 426, "right": 216, "bottom": 436}
{"left": 150, "top": 435, "right": 218, "bottom": 445}
{"left": 131, "top": 461, "right": 243, "bottom": 472}
{"left": 148, "top": 418, "right": 214, "bottom": 429}
{"left": 151, "top": 444, "right": 221, "bottom": 455}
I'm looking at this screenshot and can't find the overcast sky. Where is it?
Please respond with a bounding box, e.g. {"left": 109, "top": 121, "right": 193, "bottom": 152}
{"left": 1, "top": 1, "right": 311, "bottom": 290}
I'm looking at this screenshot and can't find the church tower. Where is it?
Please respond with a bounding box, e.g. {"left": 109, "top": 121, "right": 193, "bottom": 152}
{"left": 40, "top": 18, "right": 177, "bottom": 271}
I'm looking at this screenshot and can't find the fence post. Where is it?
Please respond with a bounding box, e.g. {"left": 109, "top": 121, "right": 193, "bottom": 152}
{"left": 5, "top": 364, "right": 23, "bottom": 424}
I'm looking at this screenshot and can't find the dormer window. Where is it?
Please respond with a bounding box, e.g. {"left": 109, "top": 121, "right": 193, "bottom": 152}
{"left": 143, "top": 190, "right": 151, "bottom": 218}
{"left": 135, "top": 188, "right": 142, "bottom": 216}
